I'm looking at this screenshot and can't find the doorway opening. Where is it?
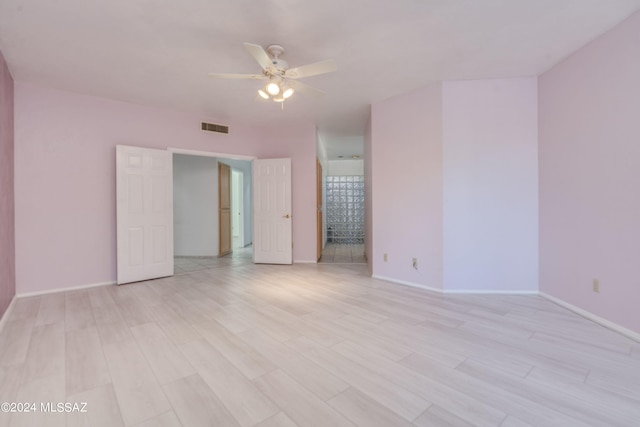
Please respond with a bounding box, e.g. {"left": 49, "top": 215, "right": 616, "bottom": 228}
{"left": 320, "top": 174, "right": 365, "bottom": 263}
{"left": 172, "top": 152, "right": 253, "bottom": 274}
{"left": 117, "top": 146, "right": 293, "bottom": 283}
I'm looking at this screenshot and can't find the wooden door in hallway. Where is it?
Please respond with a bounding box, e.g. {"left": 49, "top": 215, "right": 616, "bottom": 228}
{"left": 219, "top": 162, "right": 232, "bottom": 257}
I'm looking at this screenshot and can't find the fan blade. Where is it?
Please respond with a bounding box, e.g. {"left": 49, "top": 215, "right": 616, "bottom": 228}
{"left": 208, "top": 73, "right": 266, "bottom": 79}
{"left": 285, "top": 59, "right": 336, "bottom": 79}
{"left": 244, "top": 43, "right": 274, "bottom": 71}
{"left": 291, "top": 80, "right": 325, "bottom": 98}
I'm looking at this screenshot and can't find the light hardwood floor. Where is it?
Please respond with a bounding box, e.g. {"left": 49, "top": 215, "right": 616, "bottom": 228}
{"left": 1, "top": 263, "right": 639, "bottom": 427}
{"left": 174, "top": 246, "right": 253, "bottom": 274}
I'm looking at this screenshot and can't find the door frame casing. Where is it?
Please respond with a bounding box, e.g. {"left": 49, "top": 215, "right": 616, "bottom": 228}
{"left": 316, "top": 159, "right": 323, "bottom": 261}
{"left": 168, "top": 148, "right": 256, "bottom": 161}
{"left": 218, "top": 161, "right": 232, "bottom": 257}
{"left": 231, "top": 169, "right": 244, "bottom": 250}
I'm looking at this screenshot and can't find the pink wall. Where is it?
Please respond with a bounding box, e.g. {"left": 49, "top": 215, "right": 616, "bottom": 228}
{"left": 443, "top": 78, "right": 539, "bottom": 292}
{"left": 0, "top": 49, "right": 15, "bottom": 316}
{"left": 371, "top": 84, "right": 443, "bottom": 290}
{"left": 14, "top": 83, "right": 317, "bottom": 294}
{"left": 370, "top": 79, "right": 537, "bottom": 293}
{"left": 539, "top": 11, "right": 640, "bottom": 333}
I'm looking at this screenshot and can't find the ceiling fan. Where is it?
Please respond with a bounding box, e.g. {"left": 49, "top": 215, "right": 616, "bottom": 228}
{"left": 208, "top": 43, "right": 337, "bottom": 103}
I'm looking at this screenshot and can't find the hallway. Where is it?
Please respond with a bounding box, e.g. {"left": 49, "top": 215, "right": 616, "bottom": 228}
{"left": 319, "top": 243, "right": 366, "bottom": 264}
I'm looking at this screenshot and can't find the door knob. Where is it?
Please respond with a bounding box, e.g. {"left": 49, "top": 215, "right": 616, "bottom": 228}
{"left": 283, "top": 214, "right": 291, "bottom": 219}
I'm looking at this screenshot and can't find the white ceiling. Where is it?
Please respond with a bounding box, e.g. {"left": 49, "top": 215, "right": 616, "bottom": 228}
{"left": 1, "top": 0, "right": 639, "bottom": 159}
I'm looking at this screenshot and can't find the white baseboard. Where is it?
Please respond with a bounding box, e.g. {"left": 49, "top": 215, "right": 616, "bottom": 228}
{"left": 18, "top": 280, "right": 116, "bottom": 298}
{"left": 372, "top": 275, "right": 442, "bottom": 293}
{"left": 0, "top": 296, "right": 17, "bottom": 334}
{"left": 540, "top": 292, "right": 640, "bottom": 343}
{"left": 293, "top": 260, "right": 318, "bottom": 264}
{"left": 372, "top": 275, "right": 537, "bottom": 295}
{"left": 444, "top": 289, "right": 538, "bottom": 295}
{"left": 373, "top": 275, "right": 639, "bottom": 342}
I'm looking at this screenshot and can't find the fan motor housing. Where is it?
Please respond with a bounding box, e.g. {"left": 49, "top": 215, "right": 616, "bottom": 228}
{"left": 271, "top": 58, "right": 289, "bottom": 70}
{"left": 267, "top": 45, "right": 288, "bottom": 71}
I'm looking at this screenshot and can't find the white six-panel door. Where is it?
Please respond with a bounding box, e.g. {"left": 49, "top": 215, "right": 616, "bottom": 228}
{"left": 253, "top": 158, "right": 292, "bottom": 264}
{"left": 116, "top": 145, "right": 174, "bottom": 284}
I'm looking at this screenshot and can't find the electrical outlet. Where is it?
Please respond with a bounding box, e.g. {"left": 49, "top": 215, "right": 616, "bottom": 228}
{"left": 383, "top": 253, "right": 388, "bottom": 262}
{"left": 593, "top": 279, "right": 600, "bottom": 293}
{"left": 412, "top": 258, "right": 418, "bottom": 270}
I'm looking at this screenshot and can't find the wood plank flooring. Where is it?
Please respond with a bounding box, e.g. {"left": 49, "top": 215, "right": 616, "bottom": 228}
{"left": 1, "top": 263, "right": 639, "bottom": 426}
{"left": 174, "top": 245, "right": 253, "bottom": 274}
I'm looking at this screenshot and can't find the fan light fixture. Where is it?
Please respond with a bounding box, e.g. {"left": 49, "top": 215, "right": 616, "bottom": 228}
{"left": 266, "top": 81, "right": 280, "bottom": 96}
{"left": 259, "top": 77, "right": 295, "bottom": 103}
{"left": 209, "top": 42, "right": 336, "bottom": 105}
{"left": 282, "top": 87, "right": 294, "bottom": 99}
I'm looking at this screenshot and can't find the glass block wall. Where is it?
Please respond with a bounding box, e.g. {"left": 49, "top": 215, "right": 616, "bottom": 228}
{"left": 326, "top": 176, "right": 365, "bottom": 244}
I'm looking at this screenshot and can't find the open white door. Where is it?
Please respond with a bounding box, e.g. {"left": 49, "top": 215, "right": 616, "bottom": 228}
{"left": 231, "top": 169, "right": 244, "bottom": 250}
{"left": 253, "top": 158, "right": 292, "bottom": 264}
{"left": 116, "top": 145, "right": 174, "bottom": 284}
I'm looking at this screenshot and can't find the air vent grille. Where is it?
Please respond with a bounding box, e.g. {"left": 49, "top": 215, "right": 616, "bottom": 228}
{"left": 201, "top": 122, "right": 229, "bottom": 134}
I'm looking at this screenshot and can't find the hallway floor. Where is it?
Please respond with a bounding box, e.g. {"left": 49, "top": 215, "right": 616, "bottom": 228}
{"left": 319, "top": 243, "right": 366, "bottom": 264}
{"left": 174, "top": 246, "right": 253, "bottom": 274}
